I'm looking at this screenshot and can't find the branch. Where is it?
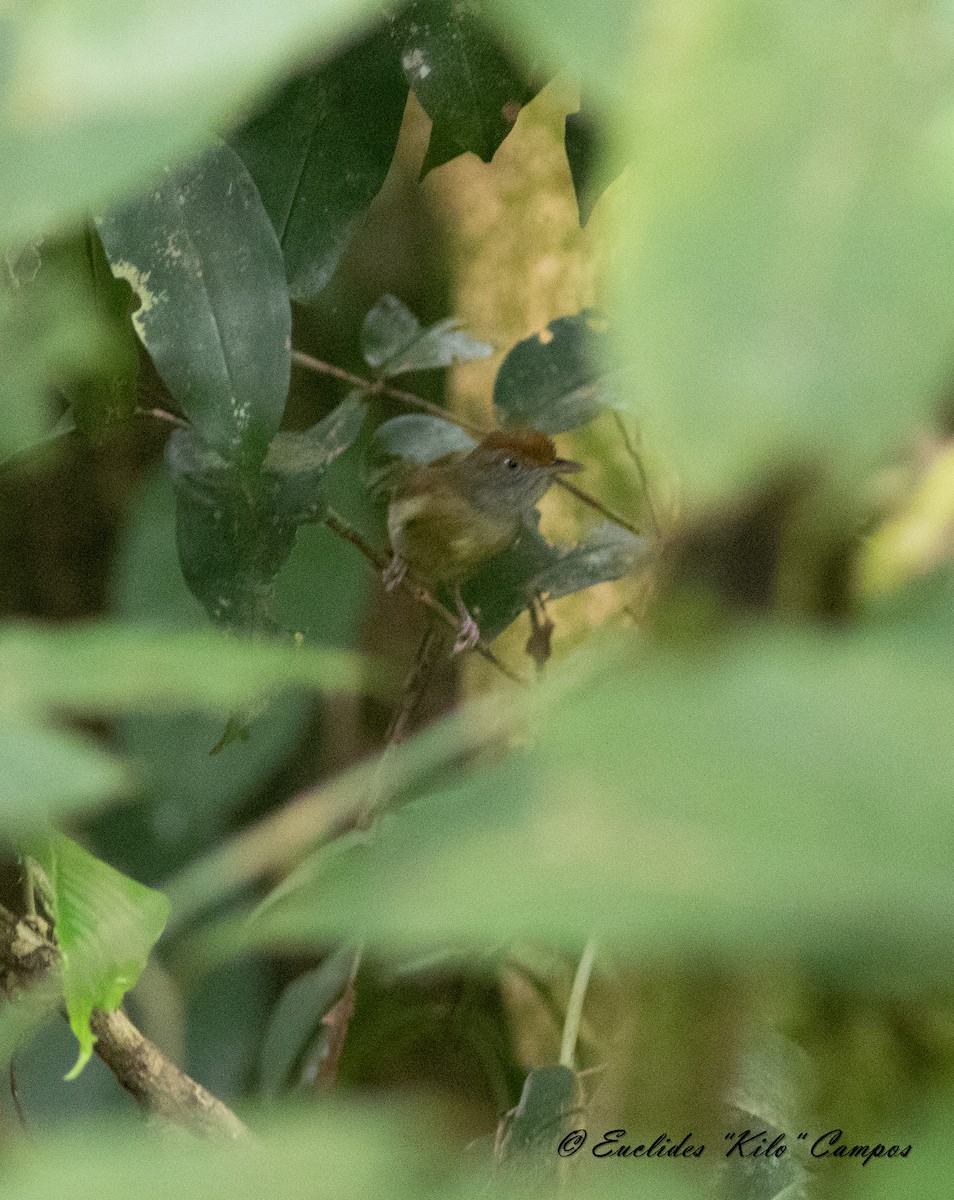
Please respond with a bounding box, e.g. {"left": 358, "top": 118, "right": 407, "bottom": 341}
{"left": 293, "top": 351, "right": 646, "bottom": 537}
{"left": 0, "top": 905, "right": 248, "bottom": 1140}
{"left": 324, "top": 508, "right": 526, "bottom": 687}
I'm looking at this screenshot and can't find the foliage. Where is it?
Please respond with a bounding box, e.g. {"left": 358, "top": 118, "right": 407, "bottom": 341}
{"left": 0, "top": 3, "right": 953, "bottom": 1200}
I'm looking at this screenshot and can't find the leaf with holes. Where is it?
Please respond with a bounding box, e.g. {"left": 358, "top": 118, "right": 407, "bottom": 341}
{"left": 232, "top": 26, "right": 408, "bottom": 303}
{"left": 96, "top": 140, "right": 290, "bottom": 468}
{"left": 391, "top": 0, "right": 537, "bottom": 169}
{"left": 494, "top": 311, "right": 619, "bottom": 433}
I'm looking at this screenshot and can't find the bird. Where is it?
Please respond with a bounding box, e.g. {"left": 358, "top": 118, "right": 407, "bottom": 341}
{"left": 383, "top": 427, "right": 581, "bottom": 652}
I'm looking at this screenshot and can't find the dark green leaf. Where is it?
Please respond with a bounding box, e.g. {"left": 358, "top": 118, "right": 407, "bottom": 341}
{"left": 462, "top": 520, "right": 560, "bottom": 642}
{"left": 264, "top": 390, "right": 367, "bottom": 524}
{"left": 565, "top": 106, "right": 610, "bottom": 227}
{"left": 494, "top": 311, "right": 617, "bottom": 433}
{"left": 167, "top": 430, "right": 298, "bottom": 633}
{"left": 496, "top": 1065, "right": 578, "bottom": 1174}
{"left": 361, "top": 295, "right": 492, "bottom": 376}
{"left": 31, "top": 833, "right": 169, "bottom": 1077}
{"left": 97, "top": 140, "right": 291, "bottom": 467}
{"left": 532, "top": 522, "right": 648, "bottom": 601}
{"left": 232, "top": 26, "right": 408, "bottom": 302}
{"left": 391, "top": 0, "right": 536, "bottom": 166}
{"left": 258, "top": 947, "right": 358, "bottom": 1096}
{"left": 167, "top": 389, "right": 364, "bottom": 632}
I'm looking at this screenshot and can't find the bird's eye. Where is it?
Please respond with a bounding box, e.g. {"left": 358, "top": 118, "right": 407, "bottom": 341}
{"left": 503, "top": 457, "right": 519, "bottom": 470}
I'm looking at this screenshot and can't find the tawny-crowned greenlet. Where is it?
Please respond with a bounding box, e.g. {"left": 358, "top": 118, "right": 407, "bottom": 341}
{"left": 384, "top": 428, "right": 581, "bottom": 651}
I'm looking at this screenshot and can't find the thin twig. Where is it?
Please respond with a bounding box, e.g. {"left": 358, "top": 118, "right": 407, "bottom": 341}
{"left": 559, "top": 937, "right": 598, "bottom": 1070}
{"left": 324, "top": 508, "right": 526, "bottom": 687}
{"left": 8, "top": 1060, "right": 25, "bottom": 1130}
{"left": 0, "top": 906, "right": 247, "bottom": 1140}
{"left": 613, "top": 410, "right": 661, "bottom": 538}
{"left": 293, "top": 350, "right": 645, "bottom": 535}
{"left": 553, "top": 476, "right": 643, "bottom": 538}
{"left": 292, "top": 349, "right": 484, "bottom": 436}
{"left": 135, "top": 406, "right": 190, "bottom": 430}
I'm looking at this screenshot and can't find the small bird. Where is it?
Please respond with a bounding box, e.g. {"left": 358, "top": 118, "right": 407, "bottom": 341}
{"left": 384, "top": 427, "right": 582, "bottom": 652}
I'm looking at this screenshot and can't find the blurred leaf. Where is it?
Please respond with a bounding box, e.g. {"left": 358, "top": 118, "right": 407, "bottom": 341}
{"left": 392, "top": 0, "right": 536, "bottom": 169}
{"left": 167, "top": 391, "right": 363, "bottom": 631}
{"left": 248, "top": 602, "right": 954, "bottom": 972}
{"left": 362, "top": 294, "right": 492, "bottom": 376}
{"left": 0, "top": 718, "right": 127, "bottom": 832}
{"left": 97, "top": 140, "right": 290, "bottom": 467}
{"left": 0, "top": 1107, "right": 447, "bottom": 1200}
{"left": 106, "top": 454, "right": 370, "bottom": 878}
{"left": 232, "top": 26, "right": 408, "bottom": 302}
{"left": 532, "top": 522, "right": 648, "bottom": 601}
{"left": 60, "top": 226, "right": 139, "bottom": 438}
{"left": 0, "top": 254, "right": 107, "bottom": 460}
{"left": 0, "top": 0, "right": 377, "bottom": 248}
{"left": 31, "top": 833, "right": 169, "bottom": 1078}
{"left": 259, "top": 947, "right": 358, "bottom": 1096}
{"left": 373, "top": 414, "right": 477, "bottom": 465}
{"left": 494, "top": 312, "right": 617, "bottom": 433}
{"left": 616, "top": 0, "right": 954, "bottom": 507}
{"left": 484, "top": 0, "right": 637, "bottom": 108}
{"left": 0, "top": 619, "right": 368, "bottom": 717}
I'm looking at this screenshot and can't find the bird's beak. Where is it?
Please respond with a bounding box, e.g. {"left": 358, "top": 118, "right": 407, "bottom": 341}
{"left": 552, "top": 457, "right": 583, "bottom": 475}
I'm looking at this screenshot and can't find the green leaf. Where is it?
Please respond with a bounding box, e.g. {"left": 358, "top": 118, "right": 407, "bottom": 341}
{"left": 391, "top": 0, "right": 536, "bottom": 167}
{"left": 232, "top": 26, "right": 408, "bottom": 303}
{"left": 484, "top": 0, "right": 638, "bottom": 108}
{"left": 167, "top": 392, "right": 364, "bottom": 632}
{"left": 248, "top": 602, "right": 954, "bottom": 972}
{"left": 0, "top": 619, "right": 369, "bottom": 718}
{"left": 258, "top": 947, "right": 358, "bottom": 1096}
{"left": 565, "top": 106, "right": 611, "bottom": 227}
{"left": 0, "top": 718, "right": 127, "bottom": 832}
{"left": 96, "top": 140, "right": 291, "bottom": 468}
{"left": 0, "top": 0, "right": 378, "bottom": 249}
{"left": 494, "top": 312, "right": 617, "bottom": 433}
{"left": 532, "top": 522, "right": 648, "bottom": 602}
{"left": 361, "top": 295, "right": 492, "bottom": 376}
{"left": 32, "top": 833, "right": 169, "bottom": 1077}
{"left": 373, "top": 414, "right": 477, "bottom": 465}
{"left": 0, "top": 251, "right": 108, "bottom": 460}
{"left": 496, "top": 1065, "right": 579, "bottom": 1176}
{"left": 109, "top": 454, "right": 370, "bottom": 875}
{"left": 615, "top": 0, "right": 954, "bottom": 508}
{"left": 0, "top": 1108, "right": 455, "bottom": 1200}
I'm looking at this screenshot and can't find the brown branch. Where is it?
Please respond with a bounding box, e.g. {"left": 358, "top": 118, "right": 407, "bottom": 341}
{"left": 324, "top": 508, "right": 526, "bottom": 687}
{"left": 293, "top": 351, "right": 646, "bottom": 536}
{"left": 292, "top": 350, "right": 484, "bottom": 436}
{"left": 0, "top": 905, "right": 247, "bottom": 1140}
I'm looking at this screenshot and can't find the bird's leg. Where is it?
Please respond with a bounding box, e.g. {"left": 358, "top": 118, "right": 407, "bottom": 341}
{"left": 382, "top": 555, "right": 407, "bottom": 592}
{"left": 452, "top": 584, "right": 480, "bottom": 654}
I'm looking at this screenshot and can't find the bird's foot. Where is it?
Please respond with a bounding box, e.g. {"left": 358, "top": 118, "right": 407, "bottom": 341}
{"left": 453, "top": 613, "right": 481, "bottom": 654}
{"left": 382, "top": 556, "right": 407, "bottom": 592}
